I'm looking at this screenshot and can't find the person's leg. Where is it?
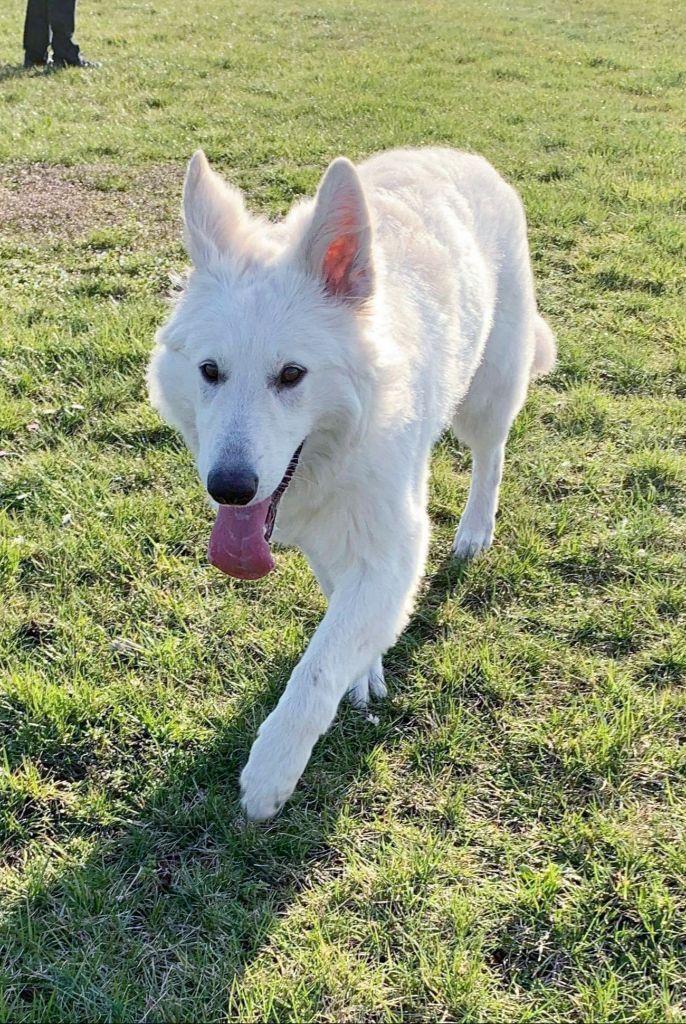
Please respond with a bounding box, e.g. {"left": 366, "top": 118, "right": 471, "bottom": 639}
{"left": 23, "top": 0, "right": 50, "bottom": 65}
{"left": 49, "top": 0, "right": 80, "bottom": 64}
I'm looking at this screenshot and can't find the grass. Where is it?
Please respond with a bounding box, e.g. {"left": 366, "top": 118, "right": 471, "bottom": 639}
{"left": 0, "top": 0, "right": 685, "bottom": 1019}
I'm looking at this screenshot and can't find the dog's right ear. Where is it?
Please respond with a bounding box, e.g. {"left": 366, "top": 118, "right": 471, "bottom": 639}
{"left": 297, "top": 157, "right": 374, "bottom": 305}
{"left": 183, "top": 150, "right": 246, "bottom": 268}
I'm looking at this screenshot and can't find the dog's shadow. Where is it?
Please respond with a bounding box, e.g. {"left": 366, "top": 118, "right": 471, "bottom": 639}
{"left": 1, "top": 556, "right": 468, "bottom": 1015}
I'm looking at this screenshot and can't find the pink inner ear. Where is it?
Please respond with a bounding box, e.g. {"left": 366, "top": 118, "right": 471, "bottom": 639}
{"left": 322, "top": 234, "right": 359, "bottom": 298}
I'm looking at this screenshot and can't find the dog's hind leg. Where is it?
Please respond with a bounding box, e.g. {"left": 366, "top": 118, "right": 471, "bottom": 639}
{"left": 451, "top": 278, "right": 535, "bottom": 559}
{"left": 451, "top": 437, "right": 505, "bottom": 559}
{"left": 451, "top": 183, "right": 558, "bottom": 559}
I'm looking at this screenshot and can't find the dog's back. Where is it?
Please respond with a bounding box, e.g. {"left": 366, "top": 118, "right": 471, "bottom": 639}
{"left": 360, "top": 147, "right": 555, "bottom": 392}
{"left": 361, "top": 148, "right": 526, "bottom": 275}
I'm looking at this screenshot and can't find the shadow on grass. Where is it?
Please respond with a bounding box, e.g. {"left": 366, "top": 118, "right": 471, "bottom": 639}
{"left": 0, "top": 63, "right": 29, "bottom": 83}
{"left": 0, "top": 61, "right": 84, "bottom": 83}
{"left": 0, "top": 556, "right": 469, "bottom": 1018}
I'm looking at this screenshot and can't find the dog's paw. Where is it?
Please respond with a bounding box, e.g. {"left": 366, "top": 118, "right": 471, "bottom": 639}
{"left": 452, "top": 519, "right": 494, "bottom": 560}
{"left": 240, "top": 704, "right": 313, "bottom": 821}
{"left": 347, "top": 659, "right": 387, "bottom": 709}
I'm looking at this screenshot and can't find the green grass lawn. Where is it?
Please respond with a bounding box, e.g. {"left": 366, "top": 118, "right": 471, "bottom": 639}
{"left": 1, "top": 0, "right": 685, "bottom": 1019}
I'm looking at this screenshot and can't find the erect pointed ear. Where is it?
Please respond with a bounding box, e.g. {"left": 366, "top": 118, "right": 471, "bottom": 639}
{"left": 297, "top": 157, "right": 374, "bottom": 305}
{"left": 182, "top": 149, "right": 247, "bottom": 268}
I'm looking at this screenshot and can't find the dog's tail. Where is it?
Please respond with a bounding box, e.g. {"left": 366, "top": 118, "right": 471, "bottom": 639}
{"left": 531, "top": 314, "right": 557, "bottom": 379}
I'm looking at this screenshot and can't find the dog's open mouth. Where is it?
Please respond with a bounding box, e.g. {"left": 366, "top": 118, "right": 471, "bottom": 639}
{"left": 207, "top": 443, "right": 304, "bottom": 580}
{"left": 263, "top": 442, "right": 304, "bottom": 543}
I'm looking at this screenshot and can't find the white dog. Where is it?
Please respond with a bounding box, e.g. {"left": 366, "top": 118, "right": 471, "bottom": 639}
{"left": 147, "top": 146, "right": 555, "bottom": 819}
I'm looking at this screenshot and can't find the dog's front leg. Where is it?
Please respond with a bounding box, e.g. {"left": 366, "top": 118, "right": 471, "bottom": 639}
{"left": 307, "top": 557, "right": 385, "bottom": 710}
{"left": 240, "top": 526, "right": 426, "bottom": 820}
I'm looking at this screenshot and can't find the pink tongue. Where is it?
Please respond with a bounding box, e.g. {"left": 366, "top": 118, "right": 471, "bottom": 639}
{"left": 207, "top": 500, "right": 275, "bottom": 579}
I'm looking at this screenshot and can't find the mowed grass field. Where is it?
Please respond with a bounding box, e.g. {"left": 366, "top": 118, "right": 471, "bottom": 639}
{"left": 1, "top": 0, "right": 685, "bottom": 1019}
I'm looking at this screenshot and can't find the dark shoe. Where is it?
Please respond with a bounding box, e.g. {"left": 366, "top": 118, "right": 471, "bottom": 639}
{"left": 24, "top": 52, "right": 49, "bottom": 68}
{"left": 51, "top": 55, "right": 101, "bottom": 69}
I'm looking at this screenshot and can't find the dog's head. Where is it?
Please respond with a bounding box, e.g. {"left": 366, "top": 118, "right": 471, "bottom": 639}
{"left": 147, "top": 151, "right": 376, "bottom": 578}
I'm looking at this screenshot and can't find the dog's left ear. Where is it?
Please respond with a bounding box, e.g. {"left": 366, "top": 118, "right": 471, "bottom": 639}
{"left": 298, "top": 158, "right": 374, "bottom": 305}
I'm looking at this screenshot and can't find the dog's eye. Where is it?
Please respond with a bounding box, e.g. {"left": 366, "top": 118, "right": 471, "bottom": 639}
{"left": 200, "top": 360, "right": 219, "bottom": 383}
{"left": 279, "top": 364, "right": 307, "bottom": 388}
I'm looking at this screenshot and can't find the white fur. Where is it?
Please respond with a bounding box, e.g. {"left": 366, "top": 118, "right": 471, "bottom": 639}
{"left": 147, "top": 146, "right": 556, "bottom": 820}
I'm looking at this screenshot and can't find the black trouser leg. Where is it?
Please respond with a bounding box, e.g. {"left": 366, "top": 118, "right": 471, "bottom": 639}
{"left": 49, "top": 0, "right": 80, "bottom": 63}
{"left": 23, "top": 0, "right": 50, "bottom": 63}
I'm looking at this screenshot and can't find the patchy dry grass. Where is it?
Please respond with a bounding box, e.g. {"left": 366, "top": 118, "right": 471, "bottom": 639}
{"left": 0, "top": 0, "right": 685, "bottom": 1020}
{"left": 0, "top": 163, "right": 183, "bottom": 240}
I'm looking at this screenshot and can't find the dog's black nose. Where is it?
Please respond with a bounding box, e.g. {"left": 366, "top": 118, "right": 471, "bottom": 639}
{"left": 207, "top": 467, "right": 259, "bottom": 506}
